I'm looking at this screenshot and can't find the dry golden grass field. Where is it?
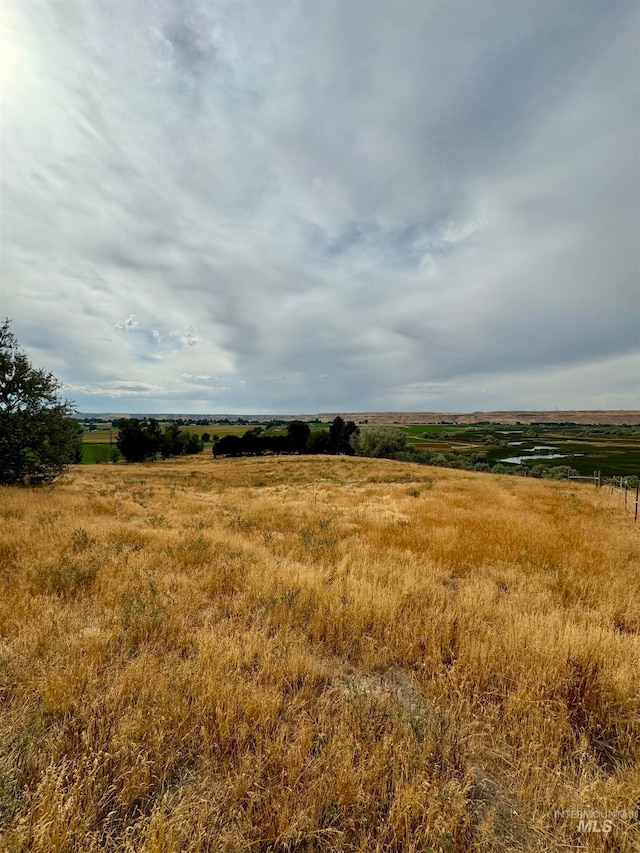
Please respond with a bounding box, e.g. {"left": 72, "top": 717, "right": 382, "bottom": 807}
{"left": 1, "top": 456, "right": 639, "bottom": 852}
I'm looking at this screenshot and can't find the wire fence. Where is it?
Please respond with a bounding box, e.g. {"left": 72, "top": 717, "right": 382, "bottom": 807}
{"left": 567, "top": 472, "right": 600, "bottom": 484}
{"left": 562, "top": 471, "right": 638, "bottom": 522}
{"left": 607, "top": 475, "right": 640, "bottom": 522}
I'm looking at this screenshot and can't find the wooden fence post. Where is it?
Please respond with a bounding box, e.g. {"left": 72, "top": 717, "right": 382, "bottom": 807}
{"left": 635, "top": 484, "right": 639, "bottom": 522}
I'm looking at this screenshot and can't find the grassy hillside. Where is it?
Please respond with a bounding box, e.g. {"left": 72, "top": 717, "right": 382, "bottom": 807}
{"left": 1, "top": 457, "right": 639, "bottom": 851}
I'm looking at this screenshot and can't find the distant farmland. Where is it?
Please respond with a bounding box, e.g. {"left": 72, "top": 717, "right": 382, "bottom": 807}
{"left": 397, "top": 423, "right": 640, "bottom": 478}
{"left": 80, "top": 420, "right": 640, "bottom": 478}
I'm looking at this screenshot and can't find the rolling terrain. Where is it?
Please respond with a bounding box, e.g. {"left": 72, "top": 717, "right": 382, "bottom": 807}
{"left": 1, "top": 456, "right": 639, "bottom": 851}
{"left": 77, "top": 412, "right": 640, "bottom": 426}
{"left": 321, "top": 411, "right": 640, "bottom": 426}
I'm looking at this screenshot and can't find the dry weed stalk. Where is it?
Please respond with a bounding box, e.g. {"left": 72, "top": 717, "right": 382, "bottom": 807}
{"left": 0, "top": 456, "right": 638, "bottom": 851}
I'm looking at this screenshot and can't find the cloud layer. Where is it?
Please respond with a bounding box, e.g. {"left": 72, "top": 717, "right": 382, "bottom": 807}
{"left": 2, "top": 0, "right": 638, "bottom": 413}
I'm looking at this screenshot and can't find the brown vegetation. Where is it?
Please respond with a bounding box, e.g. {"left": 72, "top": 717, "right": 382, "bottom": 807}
{"left": 1, "top": 456, "right": 639, "bottom": 851}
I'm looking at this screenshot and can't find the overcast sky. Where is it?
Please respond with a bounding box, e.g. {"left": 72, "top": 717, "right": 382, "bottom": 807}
{"left": 1, "top": 0, "right": 638, "bottom": 414}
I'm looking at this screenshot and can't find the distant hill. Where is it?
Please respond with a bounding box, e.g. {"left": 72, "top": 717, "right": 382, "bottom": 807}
{"left": 318, "top": 410, "right": 640, "bottom": 426}
{"left": 76, "top": 410, "right": 640, "bottom": 425}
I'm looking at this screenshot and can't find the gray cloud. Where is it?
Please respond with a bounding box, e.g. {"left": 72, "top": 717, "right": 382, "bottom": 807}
{"left": 115, "top": 315, "right": 139, "bottom": 332}
{"left": 1, "top": 0, "right": 638, "bottom": 413}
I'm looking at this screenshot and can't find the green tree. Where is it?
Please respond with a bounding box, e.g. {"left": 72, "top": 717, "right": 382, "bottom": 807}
{"left": 116, "top": 418, "right": 162, "bottom": 462}
{"left": 286, "top": 420, "right": 311, "bottom": 453}
{"left": 213, "top": 434, "right": 242, "bottom": 457}
{"left": 160, "top": 424, "right": 203, "bottom": 457}
{"left": 182, "top": 433, "right": 203, "bottom": 455}
{"left": 306, "top": 429, "right": 330, "bottom": 454}
{"left": 161, "top": 422, "right": 184, "bottom": 458}
{"left": 351, "top": 426, "right": 408, "bottom": 459}
{"left": 143, "top": 419, "right": 162, "bottom": 460}
{"left": 0, "top": 319, "right": 82, "bottom": 484}
{"left": 328, "top": 416, "right": 358, "bottom": 455}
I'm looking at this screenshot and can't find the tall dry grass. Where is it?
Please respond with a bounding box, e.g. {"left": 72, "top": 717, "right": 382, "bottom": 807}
{"left": 0, "top": 455, "right": 638, "bottom": 852}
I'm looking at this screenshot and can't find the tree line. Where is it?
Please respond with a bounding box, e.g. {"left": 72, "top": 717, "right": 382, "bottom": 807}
{"left": 4, "top": 317, "right": 612, "bottom": 485}
{"left": 213, "top": 418, "right": 358, "bottom": 457}
{"left": 114, "top": 418, "right": 204, "bottom": 462}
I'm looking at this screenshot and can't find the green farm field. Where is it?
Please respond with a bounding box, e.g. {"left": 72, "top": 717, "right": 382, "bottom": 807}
{"left": 81, "top": 428, "right": 117, "bottom": 444}
{"left": 81, "top": 443, "right": 117, "bottom": 464}
{"left": 80, "top": 421, "right": 640, "bottom": 478}
{"left": 398, "top": 424, "right": 640, "bottom": 478}
{"left": 80, "top": 423, "right": 313, "bottom": 463}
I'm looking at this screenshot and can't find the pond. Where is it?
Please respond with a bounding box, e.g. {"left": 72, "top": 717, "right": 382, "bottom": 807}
{"left": 501, "top": 453, "right": 567, "bottom": 464}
